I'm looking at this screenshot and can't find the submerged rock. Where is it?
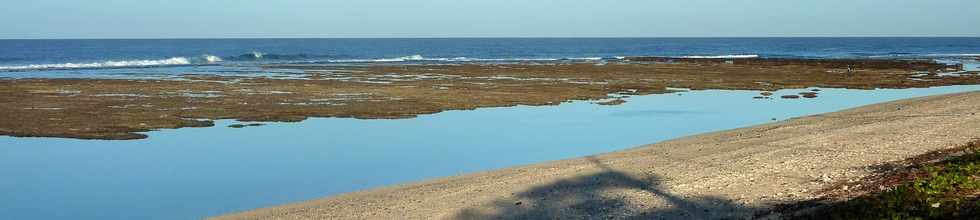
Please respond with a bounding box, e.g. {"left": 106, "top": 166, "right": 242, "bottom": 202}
{"left": 228, "top": 123, "right": 266, "bottom": 128}
{"left": 799, "top": 92, "right": 819, "bottom": 98}
{"left": 596, "top": 99, "right": 627, "bottom": 106}
{"left": 781, "top": 95, "right": 801, "bottom": 99}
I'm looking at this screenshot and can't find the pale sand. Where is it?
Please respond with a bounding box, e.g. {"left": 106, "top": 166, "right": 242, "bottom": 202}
{"left": 214, "top": 91, "right": 980, "bottom": 220}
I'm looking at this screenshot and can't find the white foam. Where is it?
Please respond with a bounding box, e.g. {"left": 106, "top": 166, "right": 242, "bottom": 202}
{"left": 251, "top": 51, "right": 265, "bottom": 59}
{"left": 0, "top": 57, "right": 191, "bottom": 71}
{"left": 925, "top": 53, "right": 980, "bottom": 57}
{"left": 678, "top": 54, "right": 760, "bottom": 59}
{"left": 379, "top": 55, "right": 424, "bottom": 62}
{"left": 329, "top": 55, "right": 425, "bottom": 63}
{"left": 203, "top": 55, "right": 223, "bottom": 63}
{"left": 567, "top": 57, "right": 603, "bottom": 61}
{"left": 868, "top": 53, "right": 980, "bottom": 58}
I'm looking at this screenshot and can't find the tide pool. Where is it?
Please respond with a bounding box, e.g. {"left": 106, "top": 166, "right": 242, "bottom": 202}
{"left": 2, "top": 85, "right": 979, "bottom": 220}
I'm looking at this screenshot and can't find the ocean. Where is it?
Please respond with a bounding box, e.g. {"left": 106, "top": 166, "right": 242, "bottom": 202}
{"left": 1, "top": 37, "right": 979, "bottom": 78}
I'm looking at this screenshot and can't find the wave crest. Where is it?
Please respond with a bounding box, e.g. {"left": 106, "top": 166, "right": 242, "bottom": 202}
{"left": 226, "top": 52, "right": 314, "bottom": 61}
{"left": 203, "top": 55, "right": 223, "bottom": 63}
{"left": 0, "top": 57, "right": 192, "bottom": 71}
{"left": 372, "top": 55, "right": 425, "bottom": 62}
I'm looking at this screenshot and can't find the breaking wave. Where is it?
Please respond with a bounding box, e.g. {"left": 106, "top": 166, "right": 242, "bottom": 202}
{"left": 226, "top": 52, "right": 312, "bottom": 61}
{"left": 862, "top": 53, "right": 980, "bottom": 59}
{"left": 912, "top": 53, "right": 979, "bottom": 58}
{"left": 0, "top": 57, "right": 194, "bottom": 71}
{"left": 0, "top": 54, "right": 623, "bottom": 72}
{"left": 203, "top": 55, "right": 223, "bottom": 63}
{"left": 220, "top": 52, "right": 616, "bottom": 63}
{"left": 335, "top": 54, "right": 427, "bottom": 62}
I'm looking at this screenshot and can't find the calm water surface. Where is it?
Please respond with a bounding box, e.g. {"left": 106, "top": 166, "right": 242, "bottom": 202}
{"left": 2, "top": 85, "right": 980, "bottom": 219}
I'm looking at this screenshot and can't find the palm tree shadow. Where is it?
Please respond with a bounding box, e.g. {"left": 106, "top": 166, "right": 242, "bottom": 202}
{"left": 454, "top": 156, "right": 761, "bottom": 219}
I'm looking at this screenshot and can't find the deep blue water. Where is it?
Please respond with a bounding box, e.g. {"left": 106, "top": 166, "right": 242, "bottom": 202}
{"left": 1, "top": 38, "right": 979, "bottom": 78}
{"left": 2, "top": 86, "right": 980, "bottom": 220}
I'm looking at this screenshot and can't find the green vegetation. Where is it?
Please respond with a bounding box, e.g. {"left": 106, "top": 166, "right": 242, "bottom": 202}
{"left": 805, "top": 141, "right": 980, "bottom": 219}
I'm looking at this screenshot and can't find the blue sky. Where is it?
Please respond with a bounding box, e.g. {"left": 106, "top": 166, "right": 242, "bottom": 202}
{"left": 3, "top": 0, "right": 979, "bottom": 38}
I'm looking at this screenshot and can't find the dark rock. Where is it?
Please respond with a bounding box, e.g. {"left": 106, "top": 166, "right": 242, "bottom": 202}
{"left": 180, "top": 119, "right": 215, "bottom": 128}
{"left": 799, "top": 92, "right": 819, "bottom": 98}
{"left": 781, "top": 95, "right": 801, "bottom": 99}
{"left": 228, "top": 123, "right": 266, "bottom": 128}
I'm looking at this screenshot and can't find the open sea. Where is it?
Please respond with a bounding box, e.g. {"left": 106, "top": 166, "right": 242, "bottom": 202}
{"left": 1, "top": 37, "right": 980, "bottom": 78}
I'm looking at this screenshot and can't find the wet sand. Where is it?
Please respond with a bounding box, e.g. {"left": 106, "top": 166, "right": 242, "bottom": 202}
{"left": 2, "top": 59, "right": 978, "bottom": 140}
{"left": 213, "top": 91, "right": 980, "bottom": 219}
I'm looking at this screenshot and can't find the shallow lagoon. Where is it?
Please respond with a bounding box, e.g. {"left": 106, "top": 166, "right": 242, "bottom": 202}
{"left": 2, "top": 85, "right": 980, "bottom": 220}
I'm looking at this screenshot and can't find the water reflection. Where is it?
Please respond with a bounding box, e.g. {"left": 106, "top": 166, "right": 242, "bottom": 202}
{"left": 1, "top": 85, "right": 979, "bottom": 220}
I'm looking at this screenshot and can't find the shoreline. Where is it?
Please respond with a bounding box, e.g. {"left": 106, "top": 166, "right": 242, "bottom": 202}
{"left": 213, "top": 91, "right": 980, "bottom": 219}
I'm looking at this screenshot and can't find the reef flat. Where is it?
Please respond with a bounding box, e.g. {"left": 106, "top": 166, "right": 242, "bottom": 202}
{"left": 1, "top": 58, "right": 977, "bottom": 140}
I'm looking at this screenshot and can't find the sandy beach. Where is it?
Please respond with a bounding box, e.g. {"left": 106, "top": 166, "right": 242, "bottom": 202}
{"left": 214, "top": 91, "right": 980, "bottom": 219}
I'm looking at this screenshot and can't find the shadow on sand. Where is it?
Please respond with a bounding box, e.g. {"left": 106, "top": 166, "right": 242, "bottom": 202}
{"left": 454, "top": 156, "right": 763, "bottom": 219}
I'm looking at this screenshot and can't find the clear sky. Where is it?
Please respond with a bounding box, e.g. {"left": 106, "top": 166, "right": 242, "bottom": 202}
{"left": 3, "top": 0, "right": 979, "bottom": 39}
